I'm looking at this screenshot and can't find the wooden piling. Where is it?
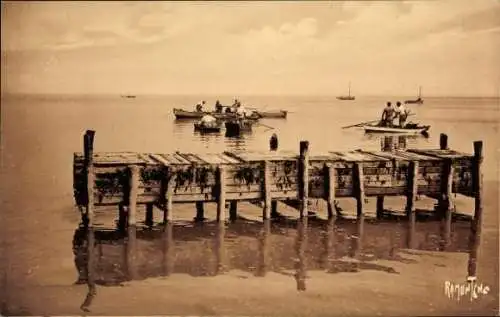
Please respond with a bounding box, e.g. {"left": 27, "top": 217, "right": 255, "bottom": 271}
{"left": 83, "top": 130, "right": 96, "bottom": 289}
{"left": 195, "top": 201, "right": 205, "bottom": 222}
{"left": 263, "top": 160, "right": 272, "bottom": 220}
{"left": 163, "top": 170, "right": 175, "bottom": 223}
{"left": 352, "top": 214, "right": 365, "bottom": 260}
{"left": 257, "top": 219, "right": 270, "bottom": 277}
{"left": 229, "top": 201, "right": 238, "bottom": 222}
{"left": 468, "top": 141, "right": 483, "bottom": 278}
{"left": 406, "top": 161, "right": 419, "bottom": 249}
{"left": 295, "top": 218, "right": 307, "bottom": 291}
{"left": 376, "top": 196, "right": 384, "bottom": 219}
{"left": 440, "top": 158, "right": 454, "bottom": 249}
{"left": 353, "top": 162, "right": 365, "bottom": 218}
{"left": 145, "top": 203, "right": 154, "bottom": 228}
{"left": 217, "top": 165, "right": 226, "bottom": 222}
{"left": 440, "top": 133, "right": 449, "bottom": 150}
{"left": 299, "top": 141, "right": 310, "bottom": 218}
{"left": 118, "top": 203, "right": 127, "bottom": 231}
{"left": 162, "top": 222, "right": 174, "bottom": 276}
{"left": 128, "top": 165, "right": 140, "bottom": 228}
{"left": 325, "top": 164, "right": 336, "bottom": 219}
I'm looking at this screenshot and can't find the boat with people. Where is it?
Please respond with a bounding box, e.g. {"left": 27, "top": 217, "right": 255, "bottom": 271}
{"left": 363, "top": 122, "right": 430, "bottom": 135}
{"left": 174, "top": 108, "right": 286, "bottom": 120}
{"left": 225, "top": 118, "right": 256, "bottom": 136}
{"left": 405, "top": 86, "right": 424, "bottom": 105}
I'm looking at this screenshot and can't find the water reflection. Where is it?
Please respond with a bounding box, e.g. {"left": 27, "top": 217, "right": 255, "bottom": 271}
{"left": 362, "top": 134, "right": 430, "bottom": 152}
{"left": 73, "top": 215, "right": 474, "bottom": 292}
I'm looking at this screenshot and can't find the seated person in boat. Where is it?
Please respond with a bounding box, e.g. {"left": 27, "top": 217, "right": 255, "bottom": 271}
{"left": 394, "top": 101, "right": 410, "bottom": 128}
{"left": 199, "top": 114, "right": 218, "bottom": 127}
{"left": 196, "top": 100, "right": 206, "bottom": 112}
{"left": 215, "top": 100, "right": 223, "bottom": 113}
{"left": 380, "top": 102, "right": 395, "bottom": 127}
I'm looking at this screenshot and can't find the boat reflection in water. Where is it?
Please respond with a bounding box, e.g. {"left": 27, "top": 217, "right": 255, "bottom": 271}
{"left": 73, "top": 214, "right": 474, "bottom": 293}
{"left": 363, "top": 134, "right": 430, "bottom": 152}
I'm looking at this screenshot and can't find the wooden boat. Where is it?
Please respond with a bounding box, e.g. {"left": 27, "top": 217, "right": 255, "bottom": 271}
{"left": 405, "top": 86, "right": 424, "bottom": 104}
{"left": 225, "top": 119, "right": 255, "bottom": 136}
{"left": 363, "top": 123, "right": 430, "bottom": 135}
{"left": 336, "top": 82, "right": 355, "bottom": 101}
{"left": 174, "top": 108, "right": 260, "bottom": 120}
{"left": 254, "top": 110, "right": 288, "bottom": 119}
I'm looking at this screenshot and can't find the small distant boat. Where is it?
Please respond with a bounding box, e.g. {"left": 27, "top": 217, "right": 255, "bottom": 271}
{"left": 405, "top": 86, "right": 424, "bottom": 105}
{"left": 121, "top": 95, "right": 136, "bottom": 99}
{"left": 225, "top": 119, "right": 255, "bottom": 136}
{"left": 363, "top": 123, "right": 430, "bottom": 135}
{"left": 336, "top": 82, "right": 355, "bottom": 101}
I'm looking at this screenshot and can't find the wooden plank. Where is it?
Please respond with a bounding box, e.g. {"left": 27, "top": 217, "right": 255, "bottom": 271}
{"left": 172, "top": 153, "right": 191, "bottom": 165}
{"left": 393, "top": 150, "right": 441, "bottom": 161}
{"left": 407, "top": 149, "right": 473, "bottom": 159}
{"left": 222, "top": 151, "right": 247, "bottom": 163}
{"left": 149, "top": 154, "right": 171, "bottom": 166}
{"left": 220, "top": 152, "right": 244, "bottom": 164}
{"left": 195, "top": 153, "right": 225, "bottom": 165}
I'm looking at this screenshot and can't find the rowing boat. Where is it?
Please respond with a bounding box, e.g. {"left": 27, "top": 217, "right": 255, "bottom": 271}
{"left": 363, "top": 123, "right": 430, "bottom": 135}
{"left": 225, "top": 119, "right": 255, "bottom": 136}
{"left": 194, "top": 122, "right": 222, "bottom": 133}
{"left": 173, "top": 108, "right": 283, "bottom": 120}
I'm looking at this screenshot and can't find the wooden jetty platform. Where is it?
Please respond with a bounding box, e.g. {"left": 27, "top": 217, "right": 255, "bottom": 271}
{"left": 73, "top": 131, "right": 484, "bottom": 289}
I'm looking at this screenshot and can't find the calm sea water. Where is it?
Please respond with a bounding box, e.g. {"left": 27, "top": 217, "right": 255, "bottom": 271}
{"left": 1, "top": 94, "right": 498, "bottom": 315}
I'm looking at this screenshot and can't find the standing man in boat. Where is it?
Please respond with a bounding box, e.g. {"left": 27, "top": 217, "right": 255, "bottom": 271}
{"left": 196, "top": 100, "right": 206, "bottom": 112}
{"left": 380, "top": 102, "right": 395, "bottom": 127}
{"left": 215, "top": 100, "right": 223, "bottom": 113}
{"left": 394, "top": 101, "right": 409, "bottom": 128}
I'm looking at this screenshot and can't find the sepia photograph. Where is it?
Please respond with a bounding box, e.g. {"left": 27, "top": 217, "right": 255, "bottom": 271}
{"left": 1, "top": 0, "right": 499, "bottom": 316}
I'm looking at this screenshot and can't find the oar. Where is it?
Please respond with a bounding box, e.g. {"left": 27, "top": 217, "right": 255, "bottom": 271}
{"left": 342, "top": 113, "right": 416, "bottom": 129}
{"left": 255, "top": 122, "right": 275, "bottom": 130}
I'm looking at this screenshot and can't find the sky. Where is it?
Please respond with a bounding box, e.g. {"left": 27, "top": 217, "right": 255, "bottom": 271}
{"left": 1, "top": 1, "right": 499, "bottom": 96}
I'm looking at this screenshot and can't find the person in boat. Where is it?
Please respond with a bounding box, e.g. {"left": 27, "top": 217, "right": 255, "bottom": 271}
{"left": 380, "top": 102, "right": 395, "bottom": 127}
{"left": 199, "top": 114, "right": 217, "bottom": 127}
{"left": 394, "top": 101, "right": 410, "bottom": 128}
{"left": 215, "top": 100, "right": 223, "bottom": 113}
{"left": 195, "top": 100, "right": 206, "bottom": 112}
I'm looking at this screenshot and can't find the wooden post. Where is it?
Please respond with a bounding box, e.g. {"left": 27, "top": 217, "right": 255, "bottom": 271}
{"left": 376, "top": 196, "right": 384, "bottom": 219}
{"left": 128, "top": 165, "right": 140, "bottom": 228}
{"left": 295, "top": 218, "right": 307, "bottom": 291}
{"left": 195, "top": 201, "right": 205, "bottom": 222}
{"left": 440, "top": 158, "right": 453, "bottom": 249}
{"left": 118, "top": 203, "right": 127, "bottom": 231}
{"left": 215, "top": 222, "right": 226, "bottom": 275}
{"left": 83, "top": 130, "right": 96, "bottom": 292}
{"left": 145, "top": 203, "right": 154, "bottom": 228}
{"left": 164, "top": 170, "right": 175, "bottom": 223}
{"left": 468, "top": 141, "right": 483, "bottom": 278}
{"left": 440, "top": 133, "right": 448, "bottom": 150}
{"left": 216, "top": 165, "right": 226, "bottom": 222}
{"left": 263, "top": 160, "right": 272, "bottom": 220}
{"left": 353, "top": 162, "right": 365, "bottom": 219}
{"left": 229, "top": 201, "right": 238, "bottom": 222}
{"left": 299, "top": 141, "right": 310, "bottom": 218}
{"left": 256, "top": 219, "right": 271, "bottom": 277}
{"left": 352, "top": 213, "right": 365, "bottom": 260}
{"left": 406, "top": 161, "right": 419, "bottom": 249}
{"left": 325, "top": 164, "right": 336, "bottom": 219}
{"left": 162, "top": 221, "right": 173, "bottom": 276}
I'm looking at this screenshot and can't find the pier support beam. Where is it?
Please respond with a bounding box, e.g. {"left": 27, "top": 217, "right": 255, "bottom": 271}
{"left": 128, "top": 165, "right": 140, "bottom": 229}
{"left": 83, "top": 130, "right": 96, "bottom": 296}
{"left": 325, "top": 164, "right": 336, "bottom": 219}
{"left": 299, "top": 141, "right": 310, "bottom": 218}
{"left": 263, "top": 160, "right": 272, "bottom": 220}
{"left": 468, "top": 141, "right": 483, "bottom": 278}
{"left": 376, "top": 196, "right": 384, "bottom": 219}
{"left": 229, "top": 201, "right": 238, "bottom": 222}
{"left": 216, "top": 166, "right": 226, "bottom": 222}
{"left": 439, "top": 158, "right": 454, "bottom": 250}
{"left": 406, "top": 161, "right": 419, "bottom": 249}
{"left": 354, "top": 162, "right": 365, "bottom": 219}
{"left": 163, "top": 169, "right": 174, "bottom": 224}
{"left": 440, "top": 133, "right": 449, "bottom": 150}
{"left": 195, "top": 201, "right": 205, "bottom": 222}
{"left": 145, "top": 203, "right": 154, "bottom": 228}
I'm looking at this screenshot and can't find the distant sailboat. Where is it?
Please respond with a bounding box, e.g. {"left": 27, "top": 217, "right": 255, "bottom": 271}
{"left": 404, "top": 86, "right": 423, "bottom": 105}
{"left": 336, "top": 82, "right": 355, "bottom": 101}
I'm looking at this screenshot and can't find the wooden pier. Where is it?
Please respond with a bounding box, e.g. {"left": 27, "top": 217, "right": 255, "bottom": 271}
{"left": 73, "top": 130, "right": 485, "bottom": 310}
{"left": 74, "top": 130, "right": 482, "bottom": 225}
